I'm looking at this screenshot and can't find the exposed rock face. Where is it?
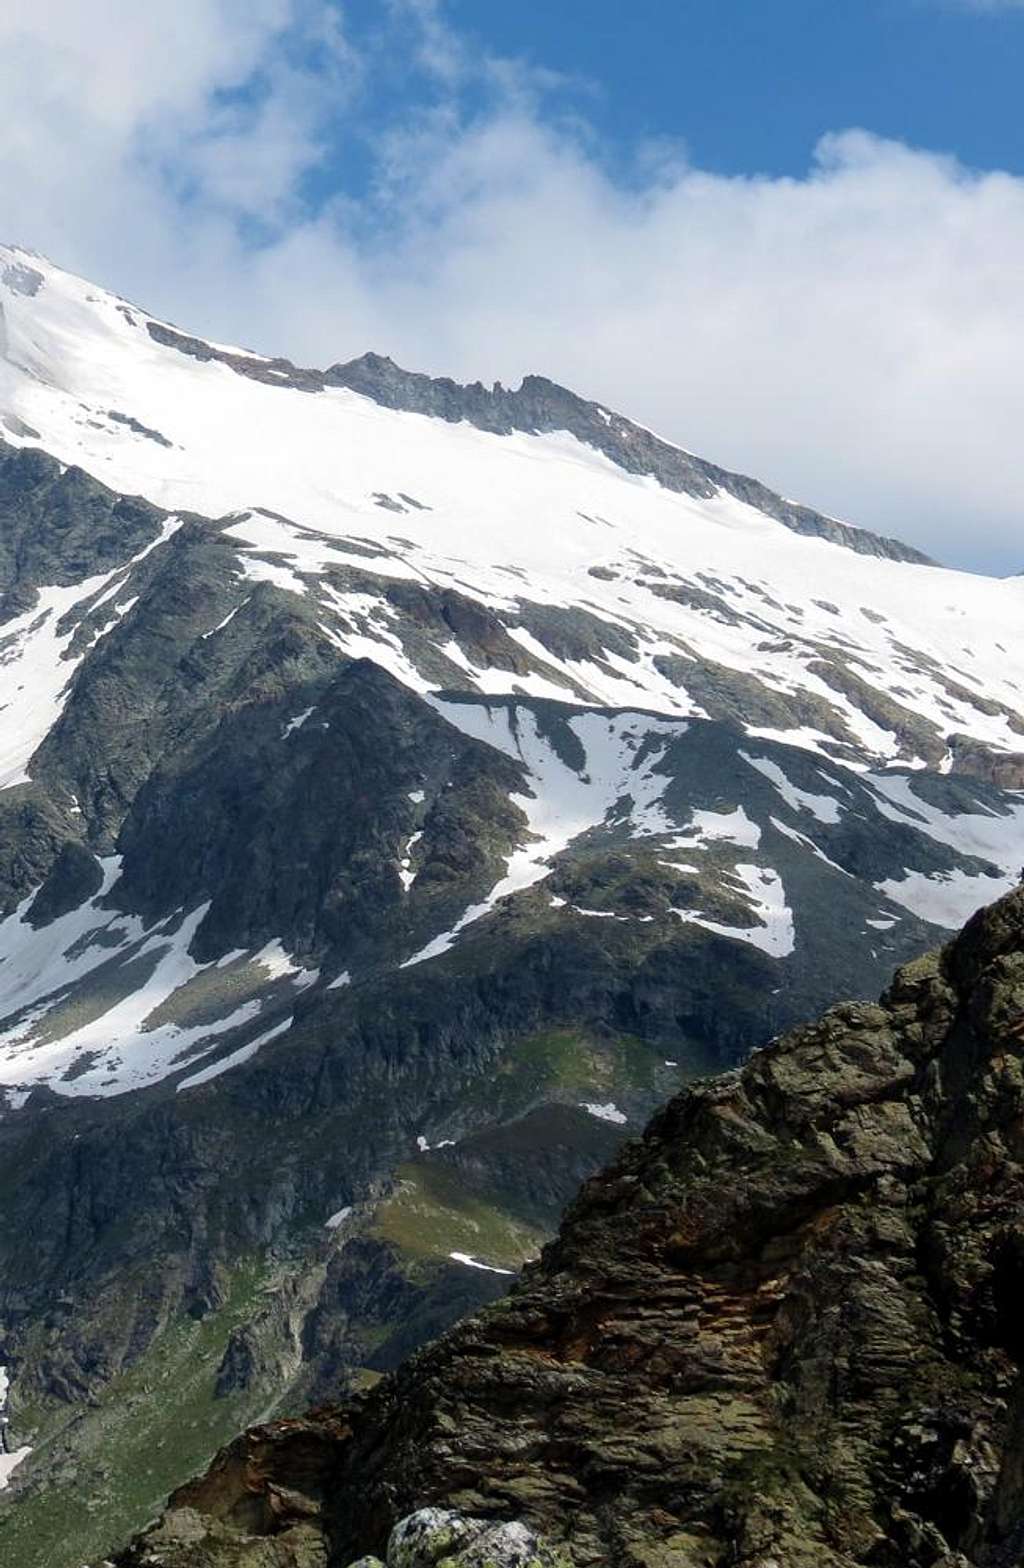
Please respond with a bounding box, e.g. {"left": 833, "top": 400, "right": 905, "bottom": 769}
{"left": 116, "top": 886, "right": 1024, "bottom": 1567}
{"left": 949, "top": 733, "right": 1024, "bottom": 791}
{"left": 0, "top": 441, "right": 163, "bottom": 620}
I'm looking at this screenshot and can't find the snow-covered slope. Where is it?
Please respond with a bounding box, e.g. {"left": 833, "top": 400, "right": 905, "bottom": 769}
{"left": 2, "top": 242, "right": 1022, "bottom": 768}
{"left": 0, "top": 240, "right": 1023, "bottom": 1111}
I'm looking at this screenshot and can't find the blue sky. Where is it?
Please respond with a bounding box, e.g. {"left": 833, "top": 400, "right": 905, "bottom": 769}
{"left": 1, "top": 1, "right": 1023, "bottom": 571}
{"left": 442, "top": 0, "right": 1024, "bottom": 180}
{"left": 317, "top": 0, "right": 1024, "bottom": 203}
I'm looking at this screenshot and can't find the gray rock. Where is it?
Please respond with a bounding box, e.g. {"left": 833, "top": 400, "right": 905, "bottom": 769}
{"left": 2, "top": 260, "right": 44, "bottom": 297}
{"left": 386, "top": 1508, "right": 570, "bottom": 1566}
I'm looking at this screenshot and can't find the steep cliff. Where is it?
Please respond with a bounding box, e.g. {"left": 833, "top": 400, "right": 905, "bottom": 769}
{"left": 116, "top": 884, "right": 1024, "bottom": 1568}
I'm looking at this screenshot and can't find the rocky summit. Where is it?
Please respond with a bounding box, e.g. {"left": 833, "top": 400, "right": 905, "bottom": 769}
{"left": 113, "top": 884, "right": 1024, "bottom": 1568}
{"left": 1, "top": 244, "right": 1024, "bottom": 1566}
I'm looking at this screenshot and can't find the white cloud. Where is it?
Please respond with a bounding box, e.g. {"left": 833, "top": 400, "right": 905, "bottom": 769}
{"left": 0, "top": 2, "right": 355, "bottom": 240}
{"left": 0, "top": 3, "right": 1022, "bottom": 573}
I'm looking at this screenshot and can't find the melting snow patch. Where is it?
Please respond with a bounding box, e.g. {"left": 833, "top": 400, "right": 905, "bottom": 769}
{"left": 0, "top": 888, "right": 318, "bottom": 1100}
{"left": 0, "top": 521, "right": 181, "bottom": 790}
{"left": 200, "top": 601, "right": 245, "bottom": 640}
{"left": 175, "top": 1015, "right": 293, "bottom": 1091}
{"left": 742, "top": 753, "right": 844, "bottom": 823}
{"left": 672, "top": 863, "right": 795, "bottom": 957}
{"left": 325, "top": 1206, "right": 353, "bottom": 1230}
{"left": 403, "top": 702, "right": 688, "bottom": 967}
{"left": 867, "top": 773, "right": 1024, "bottom": 883}
{"left": 875, "top": 869, "right": 1011, "bottom": 931}
{"left": 0, "top": 857, "right": 136, "bottom": 1018}
{"left": 249, "top": 941, "right": 318, "bottom": 989}
{"left": 327, "top": 969, "right": 351, "bottom": 991}
{"left": 769, "top": 815, "right": 851, "bottom": 876}
{"left": 399, "top": 831, "right": 423, "bottom": 892}
{"left": 0, "top": 1444, "right": 30, "bottom": 1489}
{"left": 680, "top": 806, "right": 762, "bottom": 850}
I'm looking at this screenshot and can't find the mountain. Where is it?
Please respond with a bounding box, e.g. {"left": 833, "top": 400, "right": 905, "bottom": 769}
{"left": 112, "top": 884, "right": 1024, "bottom": 1568}
{"left": 1, "top": 241, "right": 1023, "bottom": 1564}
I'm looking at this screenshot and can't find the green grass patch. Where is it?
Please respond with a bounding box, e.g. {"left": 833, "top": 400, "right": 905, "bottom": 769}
{"left": 457, "top": 1024, "right": 683, "bottom": 1125}
{"left": 0, "top": 1258, "right": 281, "bottom": 1568}
{"left": 372, "top": 1160, "right": 547, "bottom": 1274}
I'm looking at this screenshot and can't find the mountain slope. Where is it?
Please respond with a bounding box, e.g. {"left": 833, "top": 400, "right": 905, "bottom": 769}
{"left": 1, "top": 244, "right": 1023, "bottom": 1112}
{"left": 2, "top": 242, "right": 1023, "bottom": 773}
{"left": 1, "top": 242, "right": 1023, "bottom": 1564}
{"left": 115, "top": 884, "right": 1024, "bottom": 1568}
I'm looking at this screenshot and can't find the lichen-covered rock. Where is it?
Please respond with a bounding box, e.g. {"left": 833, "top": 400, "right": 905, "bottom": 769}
{"left": 385, "top": 1508, "right": 570, "bottom": 1567}
{"left": 387, "top": 1508, "right": 473, "bottom": 1566}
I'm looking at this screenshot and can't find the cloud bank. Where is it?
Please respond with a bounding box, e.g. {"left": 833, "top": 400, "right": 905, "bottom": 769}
{"left": 0, "top": 1, "right": 1021, "bottom": 572}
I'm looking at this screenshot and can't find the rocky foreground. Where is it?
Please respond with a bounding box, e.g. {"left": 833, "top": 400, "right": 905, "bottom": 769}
{"left": 108, "top": 884, "right": 1024, "bottom": 1566}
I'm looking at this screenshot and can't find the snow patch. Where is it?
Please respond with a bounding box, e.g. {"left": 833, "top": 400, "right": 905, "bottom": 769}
{"left": 282, "top": 706, "right": 315, "bottom": 738}
{"left": 672, "top": 863, "right": 795, "bottom": 957}
{"left": 176, "top": 1015, "right": 294, "bottom": 1091}
{"left": 0, "top": 518, "right": 182, "bottom": 790}
{"left": 449, "top": 1251, "right": 515, "bottom": 1275}
{"left": 742, "top": 753, "right": 844, "bottom": 823}
{"left": 0, "top": 1364, "right": 30, "bottom": 1491}
{"left": 580, "top": 1101, "right": 628, "bottom": 1125}
{"left": 875, "top": 869, "right": 1010, "bottom": 930}
{"left": 0, "top": 884, "right": 318, "bottom": 1101}
{"left": 402, "top": 704, "right": 687, "bottom": 967}
{"left": 399, "top": 831, "right": 423, "bottom": 892}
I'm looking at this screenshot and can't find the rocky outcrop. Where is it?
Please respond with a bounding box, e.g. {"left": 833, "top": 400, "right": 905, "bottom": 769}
{"left": 116, "top": 885, "right": 1024, "bottom": 1567}
{"left": 949, "top": 733, "right": 1024, "bottom": 791}
{"left": 110, "top": 1502, "right": 569, "bottom": 1568}
{"left": 380, "top": 1508, "right": 570, "bottom": 1567}
{"left": 0, "top": 439, "right": 164, "bottom": 620}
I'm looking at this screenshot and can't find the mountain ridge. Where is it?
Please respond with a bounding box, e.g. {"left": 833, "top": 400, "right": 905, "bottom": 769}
{"left": 5, "top": 240, "right": 932, "bottom": 566}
